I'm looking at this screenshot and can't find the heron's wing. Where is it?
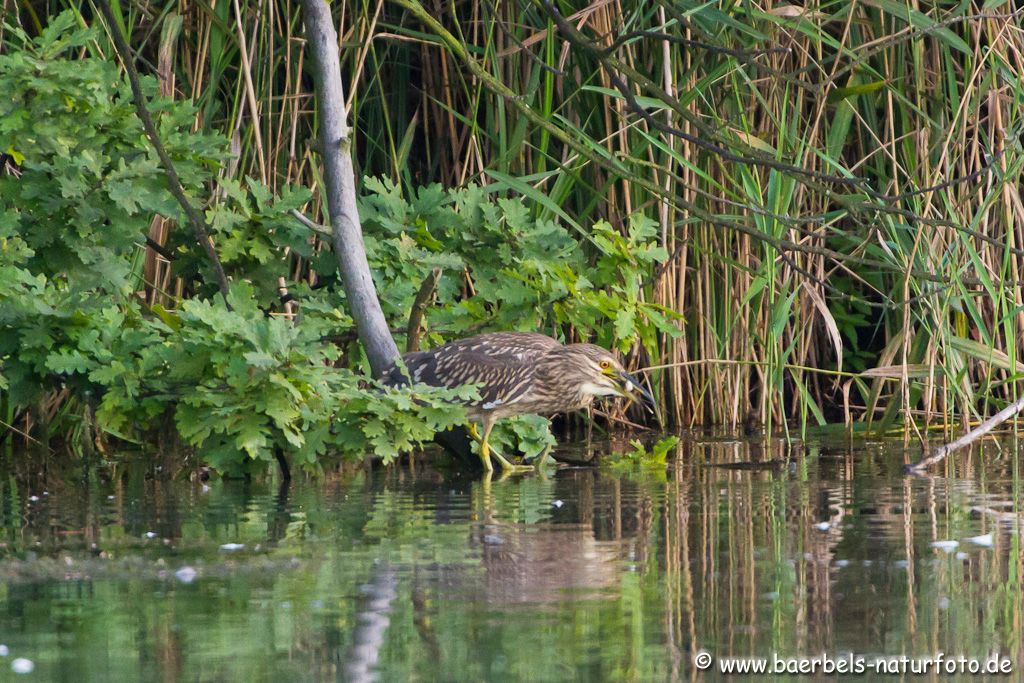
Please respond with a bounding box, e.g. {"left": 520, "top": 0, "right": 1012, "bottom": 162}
{"left": 389, "top": 332, "right": 558, "bottom": 408}
{"left": 446, "top": 332, "right": 560, "bottom": 358}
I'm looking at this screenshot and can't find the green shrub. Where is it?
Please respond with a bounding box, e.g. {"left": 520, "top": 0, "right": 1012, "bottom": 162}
{"left": 0, "top": 13, "right": 673, "bottom": 474}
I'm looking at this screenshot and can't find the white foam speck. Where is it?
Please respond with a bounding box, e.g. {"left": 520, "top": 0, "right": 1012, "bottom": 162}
{"left": 11, "top": 658, "right": 33, "bottom": 674}
{"left": 175, "top": 566, "right": 197, "bottom": 584}
{"left": 219, "top": 543, "right": 245, "bottom": 552}
{"left": 931, "top": 540, "right": 959, "bottom": 552}
{"left": 966, "top": 533, "right": 993, "bottom": 547}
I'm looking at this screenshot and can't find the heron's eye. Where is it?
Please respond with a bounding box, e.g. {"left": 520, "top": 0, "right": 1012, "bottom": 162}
{"left": 599, "top": 360, "right": 612, "bottom": 371}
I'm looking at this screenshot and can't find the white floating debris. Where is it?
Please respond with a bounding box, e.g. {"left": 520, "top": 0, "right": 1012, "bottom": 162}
{"left": 761, "top": 591, "right": 779, "bottom": 600}
{"left": 552, "top": 500, "right": 564, "bottom": 509}
{"left": 956, "top": 552, "right": 969, "bottom": 561}
{"left": 482, "top": 534, "right": 504, "bottom": 545}
{"left": 0, "top": 645, "right": 8, "bottom": 656}
{"left": 893, "top": 560, "right": 909, "bottom": 569}
{"left": 966, "top": 533, "right": 994, "bottom": 547}
{"left": 862, "top": 560, "right": 873, "bottom": 567}
{"left": 938, "top": 597, "right": 950, "bottom": 610}
{"left": 218, "top": 543, "right": 245, "bottom": 552}
{"left": 144, "top": 532, "right": 157, "bottom": 539}
{"left": 834, "top": 559, "right": 850, "bottom": 568}
{"left": 107, "top": 495, "right": 115, "bottom": 500}
{"left": 201, "top": 485, "right": 210, "bottom": 493}
{"left": 27, "top": 496, "right": 39, "bottom": 502}
{"left": 174, "top": 567, "right": 197, "bottom": 584}
{"left": 813, "top": 522, "right": 831, "bottom": 531}
{"left": 11, "top": 658, "right": 33, "bottom": 674}
{"left": 932, "top": 540, "right": 959, "bottom": 552}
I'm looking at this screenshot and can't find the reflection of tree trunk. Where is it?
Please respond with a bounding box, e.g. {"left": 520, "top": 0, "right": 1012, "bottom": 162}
{"left": 344, "top": 564, "right": 398, "bottom": 683}
{"left": 265, "top": 478, "right": 291, "bottom": 545}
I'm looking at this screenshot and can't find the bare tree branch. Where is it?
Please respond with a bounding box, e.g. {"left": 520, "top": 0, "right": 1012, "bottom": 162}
{"left": 95, "top": 0, "right": 233, "bottom": 306}
{"left": 906, "top": 395, "right": 1024, "bottom": 474}
{"left": 299, "top": 0, "right": 400, "bottom": 377}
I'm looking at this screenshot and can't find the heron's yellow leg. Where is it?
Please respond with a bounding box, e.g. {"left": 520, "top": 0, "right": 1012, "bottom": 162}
{"left": 480, "top": 422, "right": 533, "bottom": 474}
{"left": 531, "top": 445, "right": 554, "bottom": 467}
{"left": 467, "top": 423, "right": 493, "bottom": 473}
{"left": 468, "top": 421, "right": 505, "bottom": 471}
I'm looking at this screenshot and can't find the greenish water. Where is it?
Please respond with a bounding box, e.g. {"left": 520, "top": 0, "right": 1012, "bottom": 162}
{"left": 0, "top": 433, "right": 1021, "bottom": 681}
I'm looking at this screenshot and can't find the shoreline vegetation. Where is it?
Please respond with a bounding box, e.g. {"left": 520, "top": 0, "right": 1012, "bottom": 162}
{"left": 2, "top": 2, "right": 1023, "bottom": 474}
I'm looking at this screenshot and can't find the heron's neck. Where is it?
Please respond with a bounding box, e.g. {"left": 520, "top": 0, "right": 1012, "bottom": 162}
{"left": 556, "top": 381, "right": 616, "bottom": 412}
{"left": 578, "top": 381, "right": 619, "bottom": 399}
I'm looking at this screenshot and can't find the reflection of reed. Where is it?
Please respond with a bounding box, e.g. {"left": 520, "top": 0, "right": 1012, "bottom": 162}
{"left": 6, "top": 436, "right": 1024, "bottom": 681}
{"left": 662, "top": 440, "right": 696, "bottom": 682}
{"left": 658, "top": 436, "right": 848, "bottom": 671}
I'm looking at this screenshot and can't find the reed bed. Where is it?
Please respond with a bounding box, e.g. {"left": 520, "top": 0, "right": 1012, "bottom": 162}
{"left": 4, "top": 0, "right": 1024, "bottom": 436}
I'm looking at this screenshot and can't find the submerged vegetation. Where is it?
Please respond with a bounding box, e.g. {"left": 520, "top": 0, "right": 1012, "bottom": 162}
{"left": 2, "top": 2, "right": 1024, "bottom": 472}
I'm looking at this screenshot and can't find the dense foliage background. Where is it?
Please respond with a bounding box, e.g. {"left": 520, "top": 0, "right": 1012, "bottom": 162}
{"left": 2, "top": 1, "right": 1023, "bottom": 471}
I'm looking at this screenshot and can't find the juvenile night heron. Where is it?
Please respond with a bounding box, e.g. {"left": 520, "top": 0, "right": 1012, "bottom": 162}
{"left": 384, "top": 332, "right": 656, "bottom": 473}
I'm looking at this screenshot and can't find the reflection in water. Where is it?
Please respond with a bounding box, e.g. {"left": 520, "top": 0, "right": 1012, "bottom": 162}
{"left": 345, "top": 563, "right": 398, "bottom": 683}
{"left": 0, "top": 433, "right": 1020, "bottom": 681}
{"left": 474, "top": 522, "right": 620, "bottom": 604}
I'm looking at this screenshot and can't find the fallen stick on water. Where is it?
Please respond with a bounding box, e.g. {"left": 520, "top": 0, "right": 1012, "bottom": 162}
{"left": 906, "top": 394, "right": 1024, "bottom": 474}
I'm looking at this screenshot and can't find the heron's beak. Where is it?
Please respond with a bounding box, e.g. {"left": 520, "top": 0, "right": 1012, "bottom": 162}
{"left": 616, "top": 370, "right": 657, "bottom": 415}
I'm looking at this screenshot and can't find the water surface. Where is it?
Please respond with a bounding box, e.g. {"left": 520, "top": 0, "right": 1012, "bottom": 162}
{"left": 0, "top": 433, "right": 1020, "bottom": 681}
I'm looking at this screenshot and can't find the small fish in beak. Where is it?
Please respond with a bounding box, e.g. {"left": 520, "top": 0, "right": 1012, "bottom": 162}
{"left": 617, "top": 370, "right": 657, "bottom": 416}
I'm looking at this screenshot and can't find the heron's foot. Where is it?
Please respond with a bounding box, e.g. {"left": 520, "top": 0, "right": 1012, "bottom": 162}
{"left": 530, "top": 446, "right": 554, "bottom": 467}
{"left": 492, "top": 450, "right": 534, "bottom": 474}
{"left": 467, "top": 423, "right": 532, "bottom": 474}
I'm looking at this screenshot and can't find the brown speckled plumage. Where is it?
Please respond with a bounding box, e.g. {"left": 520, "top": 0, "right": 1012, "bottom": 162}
{"left": 383, "top": 331, "right": 654, "bottom": 472}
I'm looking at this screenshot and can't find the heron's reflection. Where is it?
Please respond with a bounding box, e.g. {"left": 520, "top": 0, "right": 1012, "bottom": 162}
{"left": 472, "top": 521, "right": 621, "bottom": 603}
